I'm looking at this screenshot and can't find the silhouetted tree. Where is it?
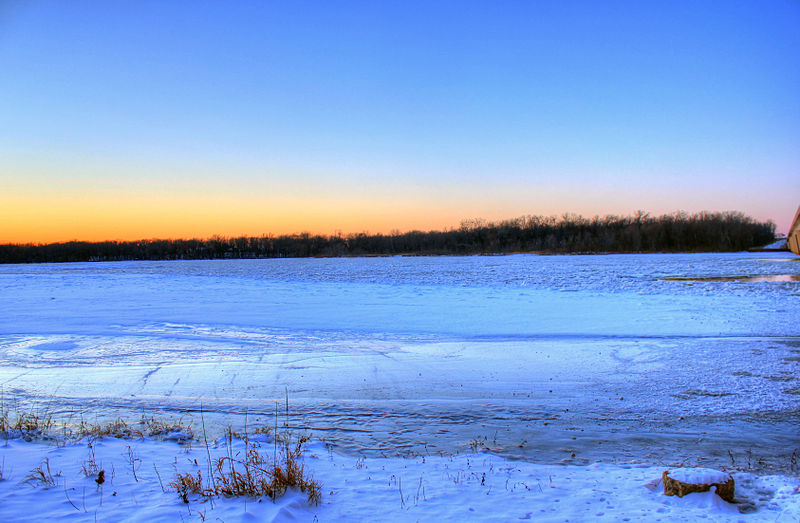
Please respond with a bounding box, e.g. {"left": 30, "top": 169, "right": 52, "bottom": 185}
{"left": 0, "top": 211, "right": 776, "bottom": 264}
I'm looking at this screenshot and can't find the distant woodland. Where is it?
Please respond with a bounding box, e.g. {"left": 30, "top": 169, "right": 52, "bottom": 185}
{"left": 0, "top": 211, "right": 776, "bottom": 264}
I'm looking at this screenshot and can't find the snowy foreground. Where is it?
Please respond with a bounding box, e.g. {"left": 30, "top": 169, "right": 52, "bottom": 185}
{"left": 1, "top": 434, "right": 799, "bottom": 522}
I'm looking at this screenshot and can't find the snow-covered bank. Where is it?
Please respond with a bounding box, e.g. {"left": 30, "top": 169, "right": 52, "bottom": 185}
{"left": 1, "top": 435, "right": 798, "bottom": 522}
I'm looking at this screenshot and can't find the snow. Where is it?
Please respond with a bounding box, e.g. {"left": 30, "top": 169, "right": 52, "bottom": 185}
{"left": 1, "top": 252, "right": 799, "bottom": 520}
{"left": 761, "top": 238, "right": 788, "bottom": 250}
{"left": 1, "top": 435, "right": 798, "bottom": 522}
{"left": 666, "top": 467, "right": 732, "bottom": 485}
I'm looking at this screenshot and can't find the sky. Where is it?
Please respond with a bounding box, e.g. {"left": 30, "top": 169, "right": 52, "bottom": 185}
{"left": 1, "top": 0, "right": 799, "bottom": 243}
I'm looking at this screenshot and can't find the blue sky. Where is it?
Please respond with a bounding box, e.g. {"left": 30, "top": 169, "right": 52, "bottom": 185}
{"left": 1, "top": 1, "right": 798, "bottom": 241}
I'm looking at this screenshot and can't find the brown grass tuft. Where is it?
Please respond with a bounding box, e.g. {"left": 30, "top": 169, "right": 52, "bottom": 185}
{"left": 1, "top": 411, "right": 55, "bottom": 441}
{"left": 171, "top": 470, "right": 206, "bottom": 503}
{"left": 171, "top": 431, "right": 320, "bottom": 505}
{"left": 24, "top": 458, "right": 57, "bottom": 488}
{"left": 468, "top": 437, "right": 488, "bottom": 452}
{"left": 141, "top": 416, "right": 194, "bottom": 440}
{"left": 79, "top": 418, "right": 143, "bottom": 439}
{"left": 77, "top": 416, "right": 193, "bottom": 441}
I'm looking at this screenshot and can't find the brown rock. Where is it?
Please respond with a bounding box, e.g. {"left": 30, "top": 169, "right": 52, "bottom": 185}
{"left": 662, "top": 468, "right": 735, "bottom": 503}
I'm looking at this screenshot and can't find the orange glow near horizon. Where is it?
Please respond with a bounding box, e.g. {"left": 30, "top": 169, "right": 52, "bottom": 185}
{"left": 0, "top": 193, "right": 472, "bottom": 244}
{"left": 2, "top": 193, "right": 790, "bottom": 245}
{"left": 2, "top": 164, "right": 792, "bottom": 244}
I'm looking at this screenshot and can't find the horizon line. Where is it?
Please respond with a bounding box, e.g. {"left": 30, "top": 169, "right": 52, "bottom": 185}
{"left": 2, "top": 209, "right": 775, "bottom": 246}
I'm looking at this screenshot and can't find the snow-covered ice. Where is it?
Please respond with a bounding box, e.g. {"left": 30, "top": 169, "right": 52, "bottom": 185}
{"left": 1, "top": 252, "right": 799, "bottom": 519}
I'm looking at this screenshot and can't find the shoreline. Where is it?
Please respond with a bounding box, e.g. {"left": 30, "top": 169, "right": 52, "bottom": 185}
{"left": 1, "top": 247, "right": 794, "bottom": 265}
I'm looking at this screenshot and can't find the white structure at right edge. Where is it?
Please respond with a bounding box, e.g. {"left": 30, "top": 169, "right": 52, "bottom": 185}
{"left": 789, "top": 204, "right": 800, "bottom": 255}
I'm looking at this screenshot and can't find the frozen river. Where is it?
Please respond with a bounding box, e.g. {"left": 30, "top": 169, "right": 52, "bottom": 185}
{"left": 1, "top": 253, "right": 799, "bottom": 472}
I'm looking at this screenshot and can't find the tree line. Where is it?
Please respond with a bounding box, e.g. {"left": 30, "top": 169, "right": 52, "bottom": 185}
{"left": 0, "top": 210, "right": 776, "bottom": 264}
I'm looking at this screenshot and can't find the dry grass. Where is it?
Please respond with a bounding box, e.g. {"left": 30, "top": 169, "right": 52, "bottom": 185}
{"left": 81, "top": 443, "right": 100, "bottom": 477}
{"left": 2, "top": 394, "right": 320, "bottom": 505}
{"left": 78, "top": 418, "right": 143, "bottom": 439}
{"left": 77, "top": 416, "right": 194, "bottom": 442}
{"left": 0, "top": 411, "right": 56, "bottom": 441}
{"left": 24, "top": 458, "right": 57, "bottom": 488}
{"left": 0, "top": 398, "right": 194, "bottom": 446}
{"left": 221, "top": 424, "right": 271, "bottom": 445}
{"left": 171, "top": 431, "right": 320, "bottom": 505}
{"left": 468, "top": 437, "right": 488, "bottom": 452}
{"left": 1, "top": 390, "right": 56, "bottom": 441}
{"left": 144, "top": 417, "right": 193, "bottom": 439}
{"left": 172, "top": 470, "right": 205, "bottom": 504}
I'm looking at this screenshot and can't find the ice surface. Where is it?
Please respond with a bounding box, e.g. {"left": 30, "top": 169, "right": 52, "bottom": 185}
{"left": 0, "top": 253, "right": 799, "bottom": 471}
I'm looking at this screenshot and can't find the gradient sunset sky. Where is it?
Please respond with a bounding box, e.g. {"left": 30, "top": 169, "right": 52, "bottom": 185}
{"left": 1, "top": 1, "right": 799, "bottom": 243}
